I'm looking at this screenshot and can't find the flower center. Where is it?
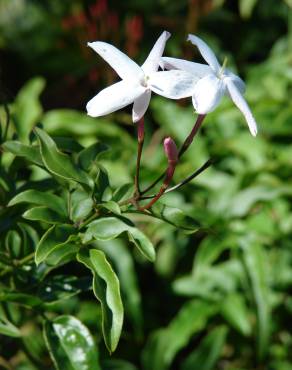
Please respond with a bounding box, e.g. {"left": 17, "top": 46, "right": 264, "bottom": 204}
{"left": 218, "top": 56, "right": 228, "bottom": 79}
{"left": 140, "top": 74, "right": 150, "bottom": 88}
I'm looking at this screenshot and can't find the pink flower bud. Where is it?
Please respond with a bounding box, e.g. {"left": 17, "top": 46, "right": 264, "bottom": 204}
{"left": 164, "top": 137, "right": 178, "bottom": 164}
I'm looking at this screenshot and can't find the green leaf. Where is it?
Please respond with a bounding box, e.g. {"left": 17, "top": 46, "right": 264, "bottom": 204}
{"left": 0, "top": 318, "right": 21, "bottom": 337}
{"left": 150, "top": 203, "right": 200, "bottom": 232}
{"left": 86, "top": 217, "right": 155, "bottom": 261}
{"left": 181, "top": 326, "right": 228, "bottom": 370}
{"left": 0, "top": 292, "right": 43, "bottom": 307}
{"left": 97, "top": 239, "right": 143, "bottom": 336}
{"left": 241, "top": 239, "right": 270, "bottom": 360}
{"left": 2, "top": 141, "right": 43, "bottom": 166}
{"left": 44, "top": 315, "right": 100, "bottom": 370}
{"left": 78, "top": 142, "right": 109, "bottom": 170}
{"left": 71, "top": 189, "right": 94, "bottom": 223}
{"left": 35, "top": 224, "right": 77, "bottom": 265}
{"left": 100, "top": 201, "right": 121, "bottom": 215}
{"left": 34, "top": 127, "right": 93, "bottom": 188}
{"left": 77, "top": 249, "right": 124, "bottom": 353}
{"left": 142, "top": 300, "right": 216, "bottom": 370}
{"left": 9, "top": 189, "right": 67, "bottom": 216}
{"left": 220, "top": 293, "right": 252, "bottom": 336}
{"left": 23, "top": 206, "right": 67, "bottom": 224}
{"left": 13, "top": 77, "right": 45, "bottom": 142}
{"left": 239, "top": 0, "right": 258, "bottom": 18}
{"left": 38, "top": 276, "right": 91, "bottom": 304}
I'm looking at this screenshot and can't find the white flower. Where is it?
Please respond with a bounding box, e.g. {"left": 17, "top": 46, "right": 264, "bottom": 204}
{"left": 86, "top": 31, "right": 197, "bottom": 122}
{"left": 161, "top": 34, "right": 258, "bottom": 136}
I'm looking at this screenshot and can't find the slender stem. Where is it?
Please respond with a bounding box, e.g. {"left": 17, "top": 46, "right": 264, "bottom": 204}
{"left": 178, "top": 114, "right": 206, "bottom": 157}
{"left": 134, "top": 117, "right": 145, "bottom": 196}
{"left": 139, "top": 158, "right": 213, "bottom": 200}
{"left": 139, "top": 162, "right": 176, "bottom": 210}
{"left": 141, "top": 114, "right": 206, "bottom": 195}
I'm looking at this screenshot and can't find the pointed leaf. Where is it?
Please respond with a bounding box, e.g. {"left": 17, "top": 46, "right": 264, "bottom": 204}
{"left": 9, "top": 189, "right": 67, "bottom": 216}
{"left": 77, "top": 249, "right": 124, "bottom": 353}
{"left": 34, "top": 128, "right": 93, "bottom": 188}
{"left": 86, "top": 217, "right": 155, "bottom": 261}
{"left": 44, "top": 316, "right": 100, "bottom": 370}
{"left": 23, "top": 206, "right": 67, "bottom": 224}
{"left": 35, "top": 224, "right": 76, "bottom": 265}
{"left": 2, "top": 141, "right": 43, "bottom": 166}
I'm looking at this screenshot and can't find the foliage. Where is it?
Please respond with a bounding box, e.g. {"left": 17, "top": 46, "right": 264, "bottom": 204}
{"left": 0, "top": 0, "right": 292, "bottom": 369}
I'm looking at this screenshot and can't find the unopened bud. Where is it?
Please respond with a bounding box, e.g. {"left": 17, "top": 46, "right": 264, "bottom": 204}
{"left": 164, "top": 137, "right": 178, "bottom": 164}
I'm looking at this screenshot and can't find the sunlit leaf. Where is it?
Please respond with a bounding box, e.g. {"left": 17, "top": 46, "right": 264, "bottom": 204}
{"left": 34, "top": 127, "right": 93, "bottom": 189}
{"left": 77, "top": 249, "right": 123, "bottom": 353}
{"left": 86, "top": 217, "right": 155, "bottom": 261}
{"left": 44, "top": 315, "right": 100, "bottom": 370}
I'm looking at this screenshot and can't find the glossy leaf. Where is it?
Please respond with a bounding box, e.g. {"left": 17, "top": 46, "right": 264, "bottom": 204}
{"left": 97, "top": 239, "right": 143, "bottom": 336}
{"left": 2, "top": 141, "right": 43, "bottom": 166}
{"left": 9, "top": 189, "right": 67, "bottom": 216}
{"left": 150, "top": 203, "right": 200, "bottom": 232}
{"left": 44, "top": 315, "right": 100, "bottom": 370}
{"left": 86, "top": 217, "right": 155, "bottom": 261}
{"left": 35, "top": 224, "right": 77, "bottom": 265}
{"left": 34, "top": 127, "right": 93, "bottom": 188}
{"left": 70, "top": 189, "right": 94, "bottom": 222}
{"left": 77, "top": 249, "right": 124, "bottom": 353}
{"left": 23, "top": 206, "right": 67, "bottom": 224}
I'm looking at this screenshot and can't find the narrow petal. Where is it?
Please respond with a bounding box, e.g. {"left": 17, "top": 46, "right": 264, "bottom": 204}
{"left": 141, "top": 31, "right": 171, "bottom": 75}
{"left": 88, "top": 41, "right": 143, "bottom": 81}
{"left": 187, "top": 34, "right": 221, "bottom": 73}
{"left": 225, "top": 78, "right": 258, "bottom": 136}
{"left": 160, "top": 57, "right": 211, "bottom": 78}
{"left": 132, "top": 90, "right": 151, "bottom": 123}
{"left": 192, "top": 74, "right": 225, "bottom": 114}
{"left": 86, "top": 80, "right": 145, "bottom": 117}
{"left": 148, "top": 70, "right": 197, "bottom": 99}
{"left": 224, "top": 69, "right": 245, "bottom": 94}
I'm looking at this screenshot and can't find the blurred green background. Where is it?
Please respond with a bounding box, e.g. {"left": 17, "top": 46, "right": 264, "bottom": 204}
{"left": 1, "top": 0, "right": 292, "bottom": 369}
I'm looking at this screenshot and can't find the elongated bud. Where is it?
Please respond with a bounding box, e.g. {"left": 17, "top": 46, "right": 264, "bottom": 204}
{"left": 164, "top": 137, "right": 178, "bottom": 165}
{"left": 137, "top": 117, "right": 144, "bottom": 143}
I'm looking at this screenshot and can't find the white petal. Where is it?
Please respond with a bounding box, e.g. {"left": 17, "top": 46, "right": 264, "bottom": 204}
{"left": 132, "top": 90, "right": 151, "bottom": 123}
{"left": 88, "top": 41, "right": 143, "bottom": 81}
{"left": 192, "top": 74, "right": 225, "bottom": 114}
{"left": 141, "top": 31, "right": 171, "bottom": 75}
{"left": 224, "top": 69, "right": 245, "bottom": 94}
{"left": 86, "top": 80, "right": 145, "bottom": 117}
{"left": 187, "top": 34, "right": 221, "bottom": 73}
{"left": 148, "top": 70, "right": 197, "bottom": 99}
{"left": 225, "top": 78, "right": 258, "bottom": 136}
{"left": 160, "top": 57, "right": 211, "bottom": 78}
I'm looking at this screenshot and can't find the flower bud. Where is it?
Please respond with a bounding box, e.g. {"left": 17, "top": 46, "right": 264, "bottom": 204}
{"left": 163, "top": 137, "right": 178, "bottom": 164}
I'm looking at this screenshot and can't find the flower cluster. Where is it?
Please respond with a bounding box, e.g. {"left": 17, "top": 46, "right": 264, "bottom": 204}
{"left": 86, "top": 31, "right": 258, "bottom": 209}
{"left": 86, "top": 31, "right": 258, "bottom": 136}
